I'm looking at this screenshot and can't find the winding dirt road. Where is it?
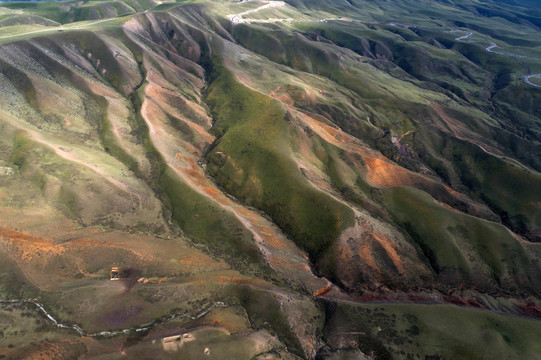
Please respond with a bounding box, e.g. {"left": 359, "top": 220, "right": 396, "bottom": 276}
{"left": 0, "top": 17, "right": 119, "bottom": 42}
{"left": 228, "top": 4, "right": 541, "bottom": 89}
{"left": 447, "top": 31, "right": 539, "bottom": 88}
{"left": 524, "top": 74, "right": 541, "bottom": 87}
{"left": 228, "top": 1, "right": 286, "bottom": 23}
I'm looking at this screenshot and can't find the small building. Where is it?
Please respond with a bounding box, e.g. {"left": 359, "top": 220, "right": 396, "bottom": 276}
{"left": 110, "top": 266, "right": 120, "bottom": 280}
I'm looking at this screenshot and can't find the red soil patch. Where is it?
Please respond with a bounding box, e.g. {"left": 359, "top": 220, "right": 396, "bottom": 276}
{"left": 0, "top": 227, "right": 54, "bottom": 245}
{"left": 517, "top": 302, "right": 541, "bottom": 318}
{"left": 0, "top": 227, "right": 64, "bottom": 260}
{"left": 363, "top": 157, "right": 413, "bottom": 187}
{"left": 0, "top": 227, "right": 154, "bottom": 265}
{"left": 269, "top": 86, "right": 295, "bottom": 107}
{"left": 19, "top": 338, "right": 85, "bottom": 360}
{"left": 313, "top": 285, "right": 332, "bottom": 297}
{"left": 237, "top": 207, "right": 258, "bottom": 218}
{"left": 142, "top": 67, "right": 331, "bottom": 294}
{"left": 254, "top": 225, "right": 276, "bottom": 236}
{"left": 372, "top": 232, "right": 405, "bottom": 275}
{"left": 260, "top": 234, "right": 286, "bottom": 249}
{"left": 65, "top": 237, "right": 116, "bottom": 246}
{"left": 178, "top": 254, "right": 220, "bottom": 267}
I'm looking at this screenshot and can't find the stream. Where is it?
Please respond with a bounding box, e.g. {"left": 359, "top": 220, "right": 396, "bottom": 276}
{"left": 0, "top": 299, "right": 227, "bottom": 337}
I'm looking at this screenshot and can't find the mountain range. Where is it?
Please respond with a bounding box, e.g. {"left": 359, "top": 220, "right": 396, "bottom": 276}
{"left": 0, "top": 0, "right": 540, "bottom": 358}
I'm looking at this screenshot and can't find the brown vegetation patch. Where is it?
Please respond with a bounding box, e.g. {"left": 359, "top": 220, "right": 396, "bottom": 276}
{"left": 363, "top": 156, "right": 414, "bottom": 187}
{"left": 313, "top": 283, "right": 332, "bottom": 297}
{"left": 269, "top": 85, "right": 295, "bottom": 107}
{"left": 178, "top": 253, "right": 222, "bottom": 268}
{"left": 0, "top": 227, "right": 65, "bottom": 261}
{"left": 17, "top": 338, "right": 86, "bottom": 360}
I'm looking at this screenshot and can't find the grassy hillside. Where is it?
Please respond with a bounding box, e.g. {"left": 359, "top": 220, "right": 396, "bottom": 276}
{"left": 321, "top": 300, "right": 541, "bottom": 359}
{"left": 205, "top": 63, "right": 354, "bottom": 260}
{"left": 0, "top": 0, "right": 540, "bottom": 358}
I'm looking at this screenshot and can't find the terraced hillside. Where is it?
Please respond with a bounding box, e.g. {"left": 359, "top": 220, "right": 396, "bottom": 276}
{"left": 0, "top": 0, "right": 540, "bottom": 358}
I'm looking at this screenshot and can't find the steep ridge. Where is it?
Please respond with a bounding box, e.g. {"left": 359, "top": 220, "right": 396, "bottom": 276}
{"left": 0, "top": 11, "right": 345, "bottom": 357}
{"left": 0, "top": 25, "right": 321, "bottom": 357}
{"left": 213, "top": 19, "right": 541, "bottom": 298}
{"left": 0, "top": 0, "right": 539, "bottom": 312}
{"left": 129, "top": 19, "right": 334, "bottom": 295}
{"left": 0, "top": 0, "right": 541, "bottom": 358}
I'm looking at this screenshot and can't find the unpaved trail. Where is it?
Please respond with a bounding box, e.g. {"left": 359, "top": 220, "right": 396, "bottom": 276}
{"left": 486, "top": 42, "right": 498, "bottom": 52}
{"left": 459, "top": 39, "right": 536, "bottom": 87}
{"left": 230, "top": 7, "right": 540, "bottom": 89}
{"left": 484, "top": 42, "right": 527, "bottom": 59}
{"left": 482, "top": 43, "right": 538, "bottom": 87}
{"left": 448, "top": 30, "right": 473, "bottom": 41}
{"left": 524, "top": 74, "right": 541, "bottom": 88}
{"left": 430, "top": 101, "right": 498, "bottom": 157}
{"left": 228, "top": 1, "right": 286, "bottom": 23}
{"left": 0, "top": 17, "right": 119, "bottom": 42}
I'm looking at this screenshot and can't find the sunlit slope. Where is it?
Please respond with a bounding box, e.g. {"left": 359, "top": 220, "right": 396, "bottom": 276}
{"left": 0, "top": 0, "right": 540, "bottom": 312}
{"left": 0, "top": 0, "right": 540, "bottom": 358}
{"left": 0, "top": 6, "right": 348, "bottom": 358}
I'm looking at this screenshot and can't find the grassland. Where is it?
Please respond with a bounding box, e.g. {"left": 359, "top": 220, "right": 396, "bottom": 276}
{"left": 0, "top": 0, "right": 540, "bottom": 358}
{"left": 0, "top": 301, "right": 86, "bottom": 359}
{"left": 383, "top": 186, "right": 539, "bottom": 293}
{"left": 205, "top": 62, "right": 355, "bottom": 260}
{"left": 322, "top": 300, "right": 541, "bottom": 360}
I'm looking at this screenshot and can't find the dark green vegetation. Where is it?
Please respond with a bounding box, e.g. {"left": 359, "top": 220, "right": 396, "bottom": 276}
{"left": 205, "top": 64, "right": 354, "bottom": 260}
{"left": 320, "top": 300, "right": 541, "bottom": 359}
{"left": 383, "top": 186, "right": 539, "bottom": 293}
{"left": 0, "top": 0, "right": 540, "bottom": 358}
